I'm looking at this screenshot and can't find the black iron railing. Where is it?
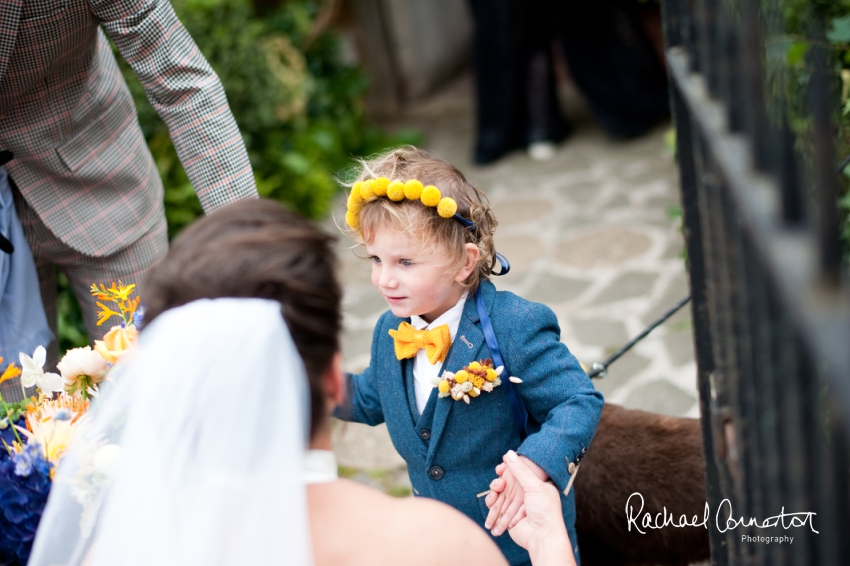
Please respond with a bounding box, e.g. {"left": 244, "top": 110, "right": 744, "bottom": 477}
{"left": 661, "top": 0, "right": 850, "bottom": 564}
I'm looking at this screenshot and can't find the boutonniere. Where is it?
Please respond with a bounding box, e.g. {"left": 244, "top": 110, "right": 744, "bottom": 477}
{"left": 431, "top": 358, "right": 522, "bottom": 404}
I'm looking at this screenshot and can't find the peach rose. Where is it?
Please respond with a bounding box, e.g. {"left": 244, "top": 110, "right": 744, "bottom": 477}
{"left": 94, "top": 325, "right": 139, "bottom": 363}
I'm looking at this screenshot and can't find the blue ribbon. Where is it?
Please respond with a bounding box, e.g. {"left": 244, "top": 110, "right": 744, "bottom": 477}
{"left": 474, "top": 287, "right": 528, "bottom": 439}
{"left": 453, "top": 213, "right": 476, "bottom": 232}
{"left": 493, "top": 252, "right": 510, "bottom": 276}
{"left": 452, "top": 213, "right": 510, "bottom": 276}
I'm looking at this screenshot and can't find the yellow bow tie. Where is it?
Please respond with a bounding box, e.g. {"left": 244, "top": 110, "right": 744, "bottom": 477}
{"left": 389, "top": 322, "right": 451, "bottom": 365}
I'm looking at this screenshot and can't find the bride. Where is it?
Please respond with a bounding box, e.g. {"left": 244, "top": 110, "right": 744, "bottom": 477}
{"left": 29, "top": 199, "right": 575, "bottom": 566}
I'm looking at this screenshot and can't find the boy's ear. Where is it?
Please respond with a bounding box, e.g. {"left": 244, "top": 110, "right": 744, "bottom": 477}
{"left": 455, "top": 243, "right": 480, "bottom": 283}
{"left": 323, "top": 352, "right": 345, "bottom": 407}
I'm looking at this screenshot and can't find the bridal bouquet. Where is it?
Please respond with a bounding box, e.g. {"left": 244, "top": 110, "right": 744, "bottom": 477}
{"left": 0, "top": 282, "right": 140, "bottom": 565}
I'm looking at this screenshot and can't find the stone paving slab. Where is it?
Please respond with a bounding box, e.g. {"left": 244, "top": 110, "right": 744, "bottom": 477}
{"left": 327, "top": 75, "right": 698, "bottom": 495}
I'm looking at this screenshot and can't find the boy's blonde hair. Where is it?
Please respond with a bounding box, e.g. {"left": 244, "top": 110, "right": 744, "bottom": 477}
{"left": 345, "top": 146, "right": 498, "bottom": 290}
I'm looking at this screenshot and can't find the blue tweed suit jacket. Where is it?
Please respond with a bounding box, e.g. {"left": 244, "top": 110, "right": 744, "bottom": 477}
{"left": 338, "top": 280, "right": 604, "bottom": 565}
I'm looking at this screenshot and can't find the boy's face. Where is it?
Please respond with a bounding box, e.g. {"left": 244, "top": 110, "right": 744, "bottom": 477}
{"left": 365, "top": 226, "right": 466, "bottom": 323}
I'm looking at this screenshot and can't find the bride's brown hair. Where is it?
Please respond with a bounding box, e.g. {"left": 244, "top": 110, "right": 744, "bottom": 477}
{"left": 143, "top": 199, "right": 342, "bottom": 437}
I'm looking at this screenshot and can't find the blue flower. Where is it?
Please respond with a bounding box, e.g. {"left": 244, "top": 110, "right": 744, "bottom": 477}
{"left": 133, "top": 306, "right": 145, "bottom": 330}
{"left": 0, "top": 442, "right": 52, "bottom": 565}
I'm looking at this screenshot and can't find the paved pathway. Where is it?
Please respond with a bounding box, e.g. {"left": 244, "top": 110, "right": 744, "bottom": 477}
{"left": 327, "top": 75, "right": 697, "bottom": 495}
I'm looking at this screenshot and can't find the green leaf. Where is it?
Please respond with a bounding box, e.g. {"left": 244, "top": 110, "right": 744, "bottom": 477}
{"left": 282, "top": 152, "right": 311, "bottom": 175}
{"left": 786, "top": 41, "right": 810, "bottom": 66}
{"left": 827, "top": 16, "right": 850, "bottom": 44}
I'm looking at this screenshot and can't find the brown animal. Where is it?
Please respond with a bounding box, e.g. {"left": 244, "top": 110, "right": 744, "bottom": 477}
{"left": 574, "top": 403, "right": 710, "bottom": 566}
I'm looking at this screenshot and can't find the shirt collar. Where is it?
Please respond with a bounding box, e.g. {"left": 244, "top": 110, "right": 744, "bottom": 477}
{"left": 410, "top": 289, "right": 469, "bottom": 333}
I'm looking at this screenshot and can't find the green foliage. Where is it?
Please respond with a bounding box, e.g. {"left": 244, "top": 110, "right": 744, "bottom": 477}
{"left": 119, "top": 0, "right": 415, "bottom": 237}
{"left": 57, "top": 272, "right": 89, "bottom": 352}
{"left": 57, "top": 0, "right": 422, "bottom": 348}
{"left": 766, "top": 0, "right": 850, "bottom": 266}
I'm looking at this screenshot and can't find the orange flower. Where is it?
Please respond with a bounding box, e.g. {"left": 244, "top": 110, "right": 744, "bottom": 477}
{"left": 94, "top": 325, "right": 139, "bottom": 363}
{"left": 0, "top": 358, "right": 21, "bottom": 385}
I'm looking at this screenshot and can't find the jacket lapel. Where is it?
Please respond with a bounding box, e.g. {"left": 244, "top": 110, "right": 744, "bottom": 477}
{"left": 403, "top": 359, "right": 420, "bottom": 423}
{"left": 425, "top": 292, "right": 488, "bottom": 464}
{"left": 385, "top": 318, "right": 418, "bottom": 434}
{"left": 0, "top": 0, "right": 23, "bottom": 85}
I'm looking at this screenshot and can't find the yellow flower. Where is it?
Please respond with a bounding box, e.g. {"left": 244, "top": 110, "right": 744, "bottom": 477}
{"left": 373, "top": 177, "right": 390, "bottom": 196}
{"left": 468, "top": 388, "right": 480, "bottom": 398}
{"left": 420, "top": 185, "right": 441, "bottom": 207}
{"left": 348, "top": 186, "right": 364, "bottom": 211}
{"left": 403, "top": 179, "right": 424, "bottom": 200}
{"left": 94, "top": 325, "right": 139, "bottom": 363}
{"left": 90, "top": 280, "right": 141, "bottom": 329}
{"left": 346, "top": 211, "right": 360, "bottom": 229}
{"left": 468, "top": 361, "right": 481, "bottom": 371}
{"left": 347, "top": 198, "right": 362, "bottom": 215}
{"left": 438, "top": 380, "right": 450, "bottom": 394}
{"left": 454, "top": 370, "right": 469, "bottom": 383}
{"left": 387, "top": 180, "right": 405, "bottom": 201}
{"left": 472, "top": 376, "right": 485, "bottom": 389}
{"left": 437, "top": 197, "right": 457, "bottom": 219}
{"left": 485, "top": 368, "right": 497, "bottom": 382}
{"left": 360, "top": 180, "right": 376, "bottom": 201}
{"left": 0, "top": 359, "right": 21, "bottom": 385}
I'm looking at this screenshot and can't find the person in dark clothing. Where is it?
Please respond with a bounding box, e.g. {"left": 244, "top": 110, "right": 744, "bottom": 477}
{"left": 468, "top": 0, "right": 669, "bottom": 165}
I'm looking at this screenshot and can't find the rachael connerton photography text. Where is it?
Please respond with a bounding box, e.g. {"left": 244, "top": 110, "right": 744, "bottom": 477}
{"left": 625, "top": 492, "right": 819, "bottom": 535}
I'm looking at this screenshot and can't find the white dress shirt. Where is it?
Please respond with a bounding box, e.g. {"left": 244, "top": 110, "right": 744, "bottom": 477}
{"left": 409, "top": 290, "right": 469, "bottom": 414}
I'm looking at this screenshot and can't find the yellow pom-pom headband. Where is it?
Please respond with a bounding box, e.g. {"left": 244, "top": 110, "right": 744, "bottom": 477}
{"left": 346, "top": 177, "right": 476, "bottom": 234}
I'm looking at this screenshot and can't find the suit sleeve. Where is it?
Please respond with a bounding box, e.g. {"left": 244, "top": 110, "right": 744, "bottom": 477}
{"left": 508, "top": 301, "right": 604, "bottom": 492}
{"left": 89, "top": 0, "right": 257, "bottom": 211}
{"left": 332, "top": 312, "right": 388, "bottom": 426}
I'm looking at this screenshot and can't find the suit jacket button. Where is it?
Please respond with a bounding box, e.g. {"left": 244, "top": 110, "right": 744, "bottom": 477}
{"left": 428, "top": 465, "right": 445, "bottom": 480}
{"left": 419, "top": 429, "right": 431, "bottom": 440}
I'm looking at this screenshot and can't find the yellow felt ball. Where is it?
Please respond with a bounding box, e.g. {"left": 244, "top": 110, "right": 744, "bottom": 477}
{"left": 373, "top": 177, "right": 390, "bottom": 196}
{"left": 437, "top": 197, "right": 457, "bottom": 218}
{"left": 360, "top": 180, "right": 376, "bottom": 201}
{"left": 347, "top": 199, "right": 362, "bottom": 215}
{"left": 345, "top": 211, "right": 360, "bottom": 230}
{"left": 468, "top": 361, "right": 481, "bottom": 371}
{"left": 454, "top": 370, "right": 469, "bottom": 383}
{"left": 438, "top": 380, "right": 450, "bottom": 394}
{"left": 404, "top": 179, "right": 424, "bottom": 200}
{"left": 347, "top": 188, "right": 363, "bottom": 210}
{"left": 387, "top": 180, "right": 405, "bottom": 201}
{"left": 420, "top": 185, "right": 441, "bottom": 207}
{"left": 485, "top": 368, "right": 497, "bottom": 382}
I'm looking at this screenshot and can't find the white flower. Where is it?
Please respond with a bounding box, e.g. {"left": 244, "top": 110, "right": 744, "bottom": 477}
{"left": 57, "top": 347, "right": 109, "bottom": 384}
{"left": 19, "top": 346, "right": 64, "bottom": 393}
{"left": 482, "top": 382, "right": 494, "bottom": 393}
{"left": 461, "top": 381, "right": 473, "bottom": 393}
{"left": 495, "top": 366, "right": 504, "bottom": 377}
{"left": 451, "top": 384, "right": 464, "bottom": 400}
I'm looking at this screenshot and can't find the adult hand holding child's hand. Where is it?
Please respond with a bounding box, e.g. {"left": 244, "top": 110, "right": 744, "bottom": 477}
{"left": 485, "top": 452, "right": 548, "bottom": 535}
{"left": 487, "top": 451, "right": 577, "bottom": 566}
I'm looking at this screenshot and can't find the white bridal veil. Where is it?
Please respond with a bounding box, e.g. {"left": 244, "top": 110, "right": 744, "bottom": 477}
{"left": 29, "top": 298, "right": 313, "bottom": 566}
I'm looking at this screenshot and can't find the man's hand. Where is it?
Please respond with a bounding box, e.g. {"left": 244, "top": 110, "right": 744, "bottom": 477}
{"left": 484, "top": 453, "right": 548, "bottom": 536}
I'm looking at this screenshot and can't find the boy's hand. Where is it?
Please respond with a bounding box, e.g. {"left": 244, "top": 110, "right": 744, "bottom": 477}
{"left": 484, "top": 453, "right": 548, "bottom": 536}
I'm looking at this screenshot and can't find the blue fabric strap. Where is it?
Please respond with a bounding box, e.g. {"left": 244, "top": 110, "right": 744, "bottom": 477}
{"left": 474, "top": 287, "right": 528, "bottom": 439}
{"left": 493, "top": 252, "right": 510, "bottom": 276}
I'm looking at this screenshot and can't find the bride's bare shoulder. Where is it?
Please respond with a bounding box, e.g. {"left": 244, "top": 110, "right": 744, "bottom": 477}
{"left": 309, "top": 480, "right": 508, "bottom": 566}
